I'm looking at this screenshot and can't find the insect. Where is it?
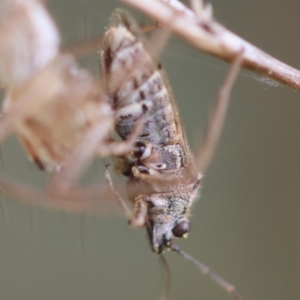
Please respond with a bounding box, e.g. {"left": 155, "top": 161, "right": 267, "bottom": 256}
{"left": 102, "top": 10, "right": 201, "bottom": 244}
{"left": 101, "top": 9, "right": 244, "bottom": 300}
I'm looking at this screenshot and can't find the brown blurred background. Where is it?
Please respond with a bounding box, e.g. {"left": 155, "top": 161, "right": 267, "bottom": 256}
{"left": 0, "top": 0, "right": 299, "bottom": 299}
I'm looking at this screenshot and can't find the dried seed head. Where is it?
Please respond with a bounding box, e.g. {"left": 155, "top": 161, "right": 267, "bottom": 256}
{"left": 0, "top": 0, "right": 60, "bottom": 86}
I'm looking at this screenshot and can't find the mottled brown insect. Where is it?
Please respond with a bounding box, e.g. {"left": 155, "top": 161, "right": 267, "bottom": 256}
{"left": 101, "top": 9, "right": 244, "bottom": 300}
{"left": 102, "top": 10, "right": 201, "bottom": 253}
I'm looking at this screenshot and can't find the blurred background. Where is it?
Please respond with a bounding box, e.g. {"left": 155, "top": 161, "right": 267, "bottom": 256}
{"left": 0, "top": 0, "right": 300, "bottom": 299}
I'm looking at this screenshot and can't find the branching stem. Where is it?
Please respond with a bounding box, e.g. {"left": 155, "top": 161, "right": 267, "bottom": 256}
{"left": 121, "top": 0, "right": 300, "bottom": 90}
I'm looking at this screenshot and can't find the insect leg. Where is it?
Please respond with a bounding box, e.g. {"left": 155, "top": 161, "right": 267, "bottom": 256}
{"left": 195, "top": 50, "right": 244, "bottom": 175}
{"left": 105, "top": 164, "right": 132, "bottom": 219}
{"left": 105, "top": 165, "right": 148, "bottom": 226}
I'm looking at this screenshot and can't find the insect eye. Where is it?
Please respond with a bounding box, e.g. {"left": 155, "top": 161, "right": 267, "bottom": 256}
{"left": 172, "top": 220, "right": 191, "bottom": 238}
{"left": 133, "top": 141, "right": 146, "bottom": 158}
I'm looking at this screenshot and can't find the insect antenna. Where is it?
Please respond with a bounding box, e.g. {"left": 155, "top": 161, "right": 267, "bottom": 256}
{"left": 158, "top": 254, "right": 172, "bottom": 300}
{"left": 170, "top": 244, "right": 243, "bottom": 300}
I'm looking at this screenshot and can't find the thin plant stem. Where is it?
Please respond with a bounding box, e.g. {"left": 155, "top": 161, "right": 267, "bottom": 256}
{"left": 121, "top": 0, "right": 300, "bottom": 90}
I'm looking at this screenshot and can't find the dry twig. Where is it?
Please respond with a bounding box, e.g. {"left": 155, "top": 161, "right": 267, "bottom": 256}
{"left": 121, "top": 0, "right": 300, "bottom": 90}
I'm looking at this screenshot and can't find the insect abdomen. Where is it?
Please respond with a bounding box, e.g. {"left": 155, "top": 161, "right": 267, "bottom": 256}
{"left": 102, "top": 26, "right": 178, "bottom": 147}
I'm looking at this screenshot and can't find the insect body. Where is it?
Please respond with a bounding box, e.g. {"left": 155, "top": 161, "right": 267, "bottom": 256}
{"left": 102, "top": 11, "right": 201, "bottom": 253}
{"left": 102, "top": 10, "right": 244, "bottom": 300}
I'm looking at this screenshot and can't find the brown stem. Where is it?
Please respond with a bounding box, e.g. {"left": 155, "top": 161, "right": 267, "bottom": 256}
{"left": 121, "top": 0, "right": 300, "bottom": 90}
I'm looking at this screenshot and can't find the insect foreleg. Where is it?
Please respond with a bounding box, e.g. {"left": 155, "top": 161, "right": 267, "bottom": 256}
{"left": 105, "top": 165, "right": 148, "bottom": 227}
{"left": 105, "top": 164, "right": 133, "bottom": 219}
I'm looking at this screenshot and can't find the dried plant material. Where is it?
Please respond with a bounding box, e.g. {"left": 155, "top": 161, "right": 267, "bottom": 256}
{"left": 0, "top": 2, "right": 142, "bottom": 201}
{"left": 122, "top": 0, "right": 300, "bottom": 90}
{"left": 0, "top": 0, "right": 59, "bottom": 86}
{"left": 3, "top": 55, "right": 113, "bottom": 173}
